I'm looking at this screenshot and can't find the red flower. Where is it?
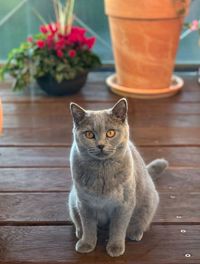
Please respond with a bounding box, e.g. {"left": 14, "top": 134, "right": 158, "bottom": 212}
{"left": 67, "top": 26, "right": 87, "bottom": 44}
{"left": 46, "top": 35, "right": 54, "bottom": 49}
{"left": 48, "top": 23, "right": 58, "bottom": 34}
{"left": 27, "top": 36, "right": 33, "bottom": 42}
{"left": 56, "top": 49, "right": 64, "bottom": 58}
{"left": 55, "top": 39, "right": 65, "bottom": 50}
{"left": 68, "top": 49, "right": 76, "bottom": 58}
{"left": 85, "top": 37, "right": 96, "bottom": 49}
{"left": 36, "top": 40, "right": 46, "bottom": 48}
{"left": 71, "top": 26, "right": 86, "bottom": 35}
{"left": 40, "top": 25, "right": 48, "bottom": 34}
{"left": 58, "top": 33, "right": 64, "bottom": 39}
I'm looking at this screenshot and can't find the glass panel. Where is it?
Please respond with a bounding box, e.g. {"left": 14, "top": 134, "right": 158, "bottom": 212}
{"left": 176, "top": 0, "right": 200, "bottom": 64}
{"left": 0, "top": 0, "right": 199, "bottom": 64}
{"left": 73, "top": 0, "right": 112, "bottom": 63}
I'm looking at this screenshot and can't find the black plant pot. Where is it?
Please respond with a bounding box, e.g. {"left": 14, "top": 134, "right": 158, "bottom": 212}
{"left": 37, "top": 72, "right": 88, "bottom": 96}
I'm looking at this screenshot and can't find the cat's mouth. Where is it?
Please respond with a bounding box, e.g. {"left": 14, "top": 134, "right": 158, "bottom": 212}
{"left": 97, "top": 150, "right": 110, "bottom": 157}
{"left": 88, "top": 149, "right": 114, "bottom": 159}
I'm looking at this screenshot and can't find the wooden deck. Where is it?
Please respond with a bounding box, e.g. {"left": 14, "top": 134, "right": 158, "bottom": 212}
{"left": 0, "top": 72, "right": 200, "bottom": 263}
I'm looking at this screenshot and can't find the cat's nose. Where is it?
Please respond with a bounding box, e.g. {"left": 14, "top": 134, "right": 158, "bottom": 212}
{"left": 97, "top": 144, "right": 105, "bottom": 150}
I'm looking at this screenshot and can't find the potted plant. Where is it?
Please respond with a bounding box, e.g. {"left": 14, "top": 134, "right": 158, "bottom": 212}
{"left": 104, "top": 0, "right": 191, "bottom": 99}
{"left": 0, "top": 0, "right": 101, "bottom": 96}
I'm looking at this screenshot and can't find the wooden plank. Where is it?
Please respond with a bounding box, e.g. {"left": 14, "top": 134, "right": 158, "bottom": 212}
{"left": 0, "top": 168, "right": 71, "bottom": 192}
{"left": 3, "top": 110, "right": 200, "bottom": 128}
{"left": 139, "top": 146, "right": 200, "bottom": 167}
{"left": 156, "top": 192, "right": 200, "bottom": 223}
{"left": 0, "top": 193, "right": 68, "bottom": 224}
{"left": 1, "top": 127, "right": 200, "bottom": 146}
{"left": 0, "top": 147, "right": 200, "bottom": 168}
{"left": 0, "top": 147, "right": 68, "bottom": 168}
{"left": 132, "top": 127, "right": 200, "bottom": 146}
{"left": 0, "top": 225, "right": 199, "bottom": 263}
{"left": 2, "top": 101, "right": 200, "bottom": 115}
{"left": 0, "top": 192, "right": 199, "bottom": 224}
{"left": 155, "top": 168, "right": 200, "bottom": 192}
{"left": 0, "top": 168, "right": 199, "bottom": 193}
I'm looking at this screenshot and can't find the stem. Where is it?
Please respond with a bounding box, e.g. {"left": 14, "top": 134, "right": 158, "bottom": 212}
{"left": 66, "top": 0, "right": 75, "bottom": 34}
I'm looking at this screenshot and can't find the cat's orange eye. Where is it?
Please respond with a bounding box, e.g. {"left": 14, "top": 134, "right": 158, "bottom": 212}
{"left": 106, "top": 129, "right": 116, "bottom": 138}
{"left": 85, "top": 131, "right": 95, "bottom": 139}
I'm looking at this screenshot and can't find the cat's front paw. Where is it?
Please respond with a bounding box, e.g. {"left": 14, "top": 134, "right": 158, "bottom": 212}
{"left": 75, "top": 239, "right": 95, "bottom": 254}
{"left": 75, "top": 228, "right": 82, "bottom": 239}
{"left": 106, "top": 242, "right": 125, "bottom": 257}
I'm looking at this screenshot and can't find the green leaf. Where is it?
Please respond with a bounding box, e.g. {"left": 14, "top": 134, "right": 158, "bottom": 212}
{"left": 55, "top": 73, "right": 63, "bottom": 83}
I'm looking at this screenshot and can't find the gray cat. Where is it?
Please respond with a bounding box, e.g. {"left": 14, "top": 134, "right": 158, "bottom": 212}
{"left": 68, "top": 98, "right": 168, "bottom": 257}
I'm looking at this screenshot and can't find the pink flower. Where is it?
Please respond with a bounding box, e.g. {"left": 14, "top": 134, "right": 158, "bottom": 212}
{"left": 190, "top": 20, "right": 199, "bottom": 31}
{"left": 27, "top": 36, "right": 33, "bottom": 42}
{"left": 48, "top": 23, "right": 58, "bottom": 34}
{"left": 68, "top": 49, "right": 76, "bottom": 58}
{"left": 85, "top": 37, "right": 96, "bottom": 49}
{"left": 40, "top": 25, "right": 48, "bottom": 34}
{"left": 56, "top": 49, "right": 64, "bottom": 58}
{"left": 36, "top": 40, "right": 46, "bottom": 48}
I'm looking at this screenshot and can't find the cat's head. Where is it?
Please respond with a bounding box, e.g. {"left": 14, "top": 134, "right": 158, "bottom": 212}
{"left": 70, "top": 98, "right": 129, "bottom": 160}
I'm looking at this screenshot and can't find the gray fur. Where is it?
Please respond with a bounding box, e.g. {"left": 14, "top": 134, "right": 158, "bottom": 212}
{"left": 68, "top": 98, "right": 168, "bottom": 257}
{"left": 147, "top": 159, "right": 168, "bottom": 180}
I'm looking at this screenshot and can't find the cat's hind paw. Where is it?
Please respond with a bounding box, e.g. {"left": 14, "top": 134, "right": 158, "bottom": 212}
{"left": 127, "top": 231, "right": 143, "bottom": 241}
{"left": 75, "top": 239, "right": 95, "bottom": 254}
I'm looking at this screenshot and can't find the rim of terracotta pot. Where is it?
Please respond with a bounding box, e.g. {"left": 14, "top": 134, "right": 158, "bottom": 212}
{"left": 104, "top": 0, "right": 190, "bottom": 19}
{"left": 106, "top": 74, "right": 184, "bottom": 99}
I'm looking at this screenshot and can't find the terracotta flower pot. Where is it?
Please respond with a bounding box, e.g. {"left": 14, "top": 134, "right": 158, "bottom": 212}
{"left": 0, "top": 98, "right": 3, "bottom": 134}
{"left": 104, "top": 0, "right": 190, "bottom": 99}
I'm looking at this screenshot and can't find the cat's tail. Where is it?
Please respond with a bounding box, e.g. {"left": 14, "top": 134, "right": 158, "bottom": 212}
{"left": 147, "top": 159, "right": 168, "bottom": 179}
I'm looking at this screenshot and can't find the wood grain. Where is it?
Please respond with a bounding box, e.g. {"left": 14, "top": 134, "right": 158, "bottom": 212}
{"left": 0, "top": 168, "right": 71, "bottom": 192}
{"left": 0, "top": 225, "right": 199, "bottom": 263}
{"left": 0, "top": 192, "right": 199, "bottom": 224}
{"left": 0, "top": 168, "right": 199, "bottom": 193}
{"left": 155, "top": 168, "right": 200, "bottom": 192}
{"left": 1, "top": 127, "right": 200, "bottom": 146}
{"left": 0, "top": 147, "right": 200, "bottom": 167}
{"left": 3, "top": 110, "right": 200, "bottom": 128}
{"left": 3, "top": 100, "right": 200, "bottom": 115}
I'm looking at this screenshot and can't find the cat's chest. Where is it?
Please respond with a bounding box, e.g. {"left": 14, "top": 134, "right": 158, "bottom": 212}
{"left": 75, "top": 159, "right": 133, "bottom": 196}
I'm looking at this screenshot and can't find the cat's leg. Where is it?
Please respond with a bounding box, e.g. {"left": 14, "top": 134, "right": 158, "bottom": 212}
{"left": 68, "top": 189, "right": 82, "bottom": 239}
{"left": 106, "top": 205, "right": 133, "bottom": 257}
{"left": 127, "top": 190, "right": 159, "bottom": 241}
{"left": 75, "top": 204, "right": 97, "bottom": 254}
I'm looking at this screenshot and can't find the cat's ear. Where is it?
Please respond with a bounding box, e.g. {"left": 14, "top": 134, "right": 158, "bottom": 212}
{"left": 70, "top": 102, "right": 86, "bottom": 125}
{"left": 111, "top": 98, "right": 128, "bottom": 122}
